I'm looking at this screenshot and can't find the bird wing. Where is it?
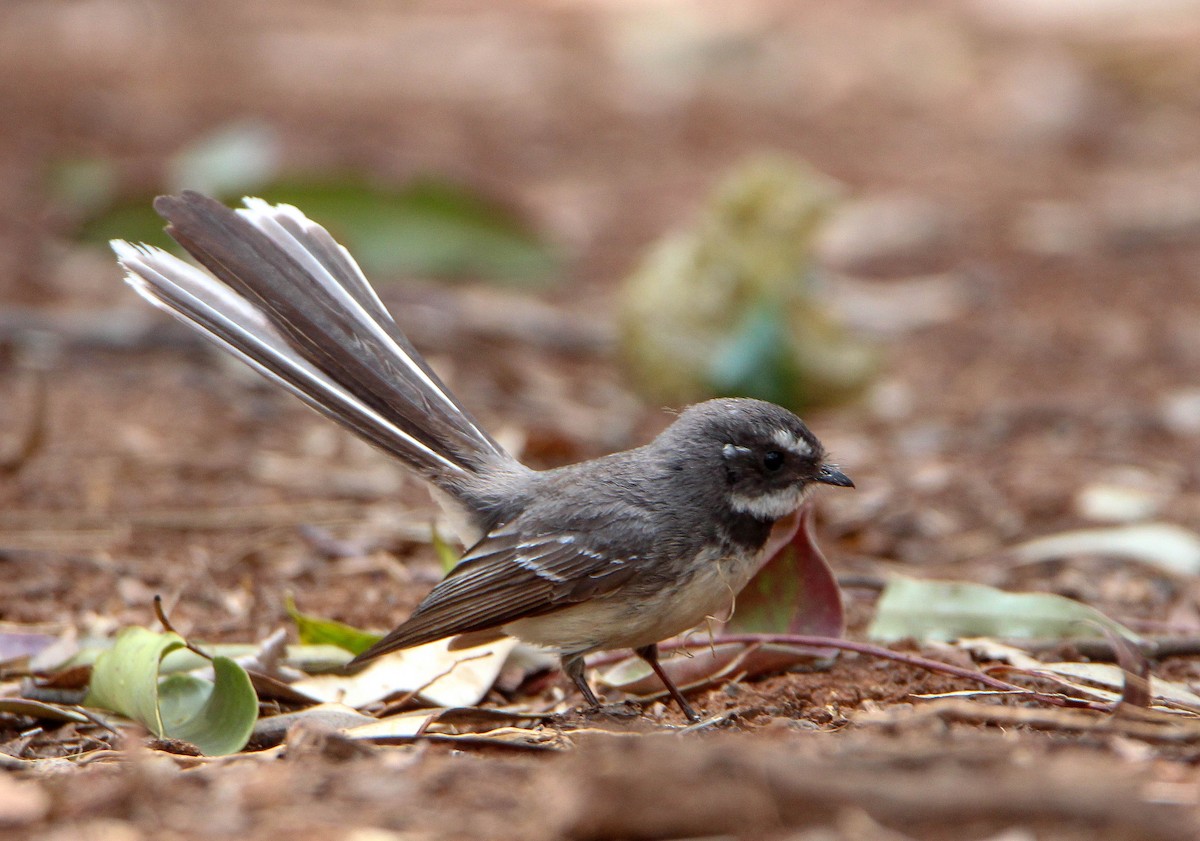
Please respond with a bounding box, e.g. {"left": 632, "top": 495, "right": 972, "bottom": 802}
{"left": 350, "top": 528, "right": 639, "bottom": 663}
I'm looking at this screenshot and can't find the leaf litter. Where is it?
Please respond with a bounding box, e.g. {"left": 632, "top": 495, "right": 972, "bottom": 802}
{"left": 10, "top": 504, "right": 1200, "bottom": 765}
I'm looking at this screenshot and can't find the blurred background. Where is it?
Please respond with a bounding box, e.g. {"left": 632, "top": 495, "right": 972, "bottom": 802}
{"left": 2, "top": 0, "right": 1200, "bottom": 649}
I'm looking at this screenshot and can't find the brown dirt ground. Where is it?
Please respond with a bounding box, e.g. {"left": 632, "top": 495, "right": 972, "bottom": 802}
{"left": 4, "top": 1, "right": 1200, "bottom": 839}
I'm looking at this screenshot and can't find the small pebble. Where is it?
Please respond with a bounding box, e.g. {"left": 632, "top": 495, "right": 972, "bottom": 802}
{"left": 1074, "top": 483, "right": 1162, "bottom": 523}
{"left": 1074, "top": 468, "right": 1170, "bottom": 523}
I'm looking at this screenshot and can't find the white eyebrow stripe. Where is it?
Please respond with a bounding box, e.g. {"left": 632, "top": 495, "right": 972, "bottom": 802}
{"left": 770, "top": 428, "right": 812, "bottom": 457}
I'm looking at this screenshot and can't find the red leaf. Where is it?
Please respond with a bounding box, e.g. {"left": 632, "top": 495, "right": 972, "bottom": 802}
{"left": 724, "top": 502, "right": 844, "bottom": 642}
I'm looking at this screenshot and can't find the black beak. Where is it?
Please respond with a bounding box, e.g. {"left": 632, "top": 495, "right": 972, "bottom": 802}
{"left": 816, "top": 463, "right": 854, "bottom": 488}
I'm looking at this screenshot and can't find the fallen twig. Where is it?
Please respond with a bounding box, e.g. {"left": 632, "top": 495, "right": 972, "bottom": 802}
{"left": 615, "top": 633, "right": 1114, "bottom": 711}
{"left": 1025, "top": 636, "right": 1200, "bottom": 662}
{"left": 860, "top": 697, "right": 1200, "bottom": 743}
{"left": 154, "top": 595, "right": 214, "bottom": 663}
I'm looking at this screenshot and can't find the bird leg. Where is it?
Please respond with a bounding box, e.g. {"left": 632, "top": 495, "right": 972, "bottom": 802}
{"left": 561, "top": 653, "right": 601, "bottom": 708}
{"left": 635, "top": 643, "right": 700, "bottom": 722}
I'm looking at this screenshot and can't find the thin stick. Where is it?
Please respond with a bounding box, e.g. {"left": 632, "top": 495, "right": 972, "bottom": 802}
{"left": 153, "top": 595, "right": 213, "bottom": 662}
{"left": 638, "top": 633, "right": 1111, "bottom": 712}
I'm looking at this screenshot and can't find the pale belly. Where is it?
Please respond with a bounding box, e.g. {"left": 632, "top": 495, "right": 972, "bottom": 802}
{"left": 505, "top": 509, "right": 803, "bottom": 654}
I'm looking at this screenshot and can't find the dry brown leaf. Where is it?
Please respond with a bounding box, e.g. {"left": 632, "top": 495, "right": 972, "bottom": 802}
{"left": 291, "top": 638, "right": 515, "bottom": 708}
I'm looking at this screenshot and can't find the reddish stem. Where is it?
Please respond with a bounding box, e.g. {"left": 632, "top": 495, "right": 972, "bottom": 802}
{"left": 596, "top": 633, "right": 1110, "bottom": 712}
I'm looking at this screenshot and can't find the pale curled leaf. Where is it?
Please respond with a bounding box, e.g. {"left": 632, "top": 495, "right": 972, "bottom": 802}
{"left": 252, "top": 704, "right": 547, "bottom": 745}
{"left": 432, "top": 707, "right": 551, "bottom": 731}
{"left": 346, "top": 711, "right": 552, "bottom": 747}
{"left": 867, "top": 577, "right": 1139, "bottom": 643}
{"left": 251, "top": 703, "right": 377, "bottom": 744}
{"left": 958, "top": 634, "right": 1150, "bottom": 709}
{"left": 292, "top": 637, "right": 516, "bottom": 708}
{"left": 345, "top": 710, "right": 441, "bottom": 740}
{"left": 956, "top": 638, "right": 1046, "bottom": 670}
{"left": 419, "top": 728, "right": 561, "bottom": 750}
{"left": 1013, "top": 522, "right": 1200, "bottom": 575}
{"left": 0, "top": 698, "right": 90, "bottom": 724}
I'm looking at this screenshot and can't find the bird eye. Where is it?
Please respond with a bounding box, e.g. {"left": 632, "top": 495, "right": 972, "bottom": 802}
{"left": 763, "top": 450, "right": 784, "bottom": 471}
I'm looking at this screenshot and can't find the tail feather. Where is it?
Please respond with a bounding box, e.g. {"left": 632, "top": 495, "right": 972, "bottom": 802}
{"left": 111, "top": 191, "right": 511, "bottom": 484}
{"left": 112, "top": 241, "right": 468, "bottom": 479}
{"left": 237, "top": 198, "right": 390, "bottom": 323}
{"left": 232, "top": 197, "right": 491, "bottom": 447}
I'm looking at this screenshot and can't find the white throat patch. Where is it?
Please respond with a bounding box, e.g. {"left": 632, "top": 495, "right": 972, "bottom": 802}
{"left": 729, "top": 483, "right": 812, "bottom": 521}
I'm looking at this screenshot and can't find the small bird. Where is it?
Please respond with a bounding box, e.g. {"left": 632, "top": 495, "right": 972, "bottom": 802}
{"left": 111, "top": 192, "right": 853, "bottom": 721}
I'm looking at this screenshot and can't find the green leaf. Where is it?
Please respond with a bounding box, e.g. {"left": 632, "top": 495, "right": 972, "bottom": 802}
{"left": 867, "top": 578, "right": 1140, "bottom": 643}
{"left": 285, "top": 595, "right": 381, "bottom": 656}
{"left": 430, "top": 525, "right": 461, "bottom": 573}
{"left": 157, "top": 656, "right": 258, "bottom": 756}
{"left": 85, "top": 627, "right": 184, "bottom": 736}
{"left": 84, "top": 627, "right": 258, "bottom": 755}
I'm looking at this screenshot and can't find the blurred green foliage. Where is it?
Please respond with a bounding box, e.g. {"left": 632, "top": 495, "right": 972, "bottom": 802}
{"left": 619, "top": 154, "right": 878, "bottom": 411}
{"left": 57, "top": 121, "right": 560, "bottom": 285}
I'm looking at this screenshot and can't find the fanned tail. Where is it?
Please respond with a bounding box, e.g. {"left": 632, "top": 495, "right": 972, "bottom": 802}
{"left": 111, "top": 191, "right": 511, "bottom": 486}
